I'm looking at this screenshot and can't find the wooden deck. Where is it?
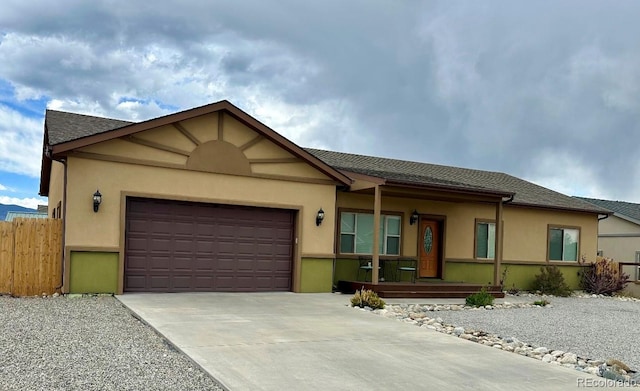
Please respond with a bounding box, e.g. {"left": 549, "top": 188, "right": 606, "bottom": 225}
{"left": 337, "top": 280, "right": 505, "bottom": 299}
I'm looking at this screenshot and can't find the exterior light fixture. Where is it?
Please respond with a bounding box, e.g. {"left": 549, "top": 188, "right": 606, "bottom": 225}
{"left": 93, "top": 190, "right": 102, "bottom": 212}
{"left": 316, "top": 208, "right": 325, "bottom": 226}
{"left": 410, "top": 209, "right": 419, "bottom": 225}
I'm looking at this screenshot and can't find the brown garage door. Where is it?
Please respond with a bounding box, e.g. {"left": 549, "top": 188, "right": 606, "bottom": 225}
{"left": 125, "top": 197, "right": 294, "bottom": 292}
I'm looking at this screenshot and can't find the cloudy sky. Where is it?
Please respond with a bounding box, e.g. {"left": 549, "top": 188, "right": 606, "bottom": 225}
{"left": 1, "top": 0, "right": 639, "bottom": 209}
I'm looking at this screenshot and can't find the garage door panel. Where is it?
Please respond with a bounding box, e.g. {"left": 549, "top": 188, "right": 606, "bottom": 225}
{"left": 148, "top": 256, "right": 171, "bottom": 271}
{"left": 194, "top": 258, "right": 215, "bottom": 271}
{"left": 172, "top": 257, "right": 193, "bottom": 271}
{"left": 126, "top": 237, "right": 147, "bottom": 252}
{"left": 236, "top": 259, "right": 256, "bottom": 271}
{"left": 126, "top": 275, "right": 147, "bottom": 290}
{"left": 125, "top": 198, "right": 294, "bottom": 292}
{"left": 148, "top": 238, "right": 171, "bottom": 252}
{"left": 150, "top": 221, "right": 172, "bottom": 234}
{"left": 172, "top": 275, "right": 194, "bottom": 289}
{"left": 216, "top": 258, "right": 235, "bottom": 272}
{"left": 194, "top": 276, "right": 214, "bottom": 289}
{"left": 173, "top": 239, "right": 194, "bottom": 253}
{"left": 214, "top": 276, "right": 235, "bottom": 290}
{"left": 150, "top": 276, "right": 170, "bottom": 289}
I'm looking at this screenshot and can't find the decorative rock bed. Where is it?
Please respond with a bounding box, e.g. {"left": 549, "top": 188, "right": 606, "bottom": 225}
{"left": 354, "top": 294, "right": 640, "bottom": 386}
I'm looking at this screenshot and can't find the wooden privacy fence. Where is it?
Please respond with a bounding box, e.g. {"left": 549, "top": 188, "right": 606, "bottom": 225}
{"left": 0, "top": 218, "right": 63, "bottom": 296}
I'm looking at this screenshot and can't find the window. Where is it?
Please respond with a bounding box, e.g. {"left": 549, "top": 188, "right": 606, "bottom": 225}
{"left": 476, "top": 221, "right": 496, "bottom": 259}
{"left": 340, "top": 212, "right": 401, "bottom": 255}
{"left": 548, "top": 227, "right": 579, "bottom": 261}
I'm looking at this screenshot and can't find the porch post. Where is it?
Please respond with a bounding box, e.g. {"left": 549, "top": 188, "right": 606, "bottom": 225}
{"left": 371, "top": 185, "right": 382, "bottom": 284}
{"left": 493, "top": 199, "right": 504, "bottom": 286}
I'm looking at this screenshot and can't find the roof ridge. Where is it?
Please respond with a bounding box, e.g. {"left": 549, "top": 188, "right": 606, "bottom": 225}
{"left": 576, "top": 196, "right": 639, "bottom": 205}
{"left": 304, "top": 147, "right": 506, "bottom": 176}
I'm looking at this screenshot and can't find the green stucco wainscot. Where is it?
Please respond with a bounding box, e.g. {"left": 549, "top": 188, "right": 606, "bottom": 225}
{"left": 69, "top": 251, "right": 119, "bottom": 293}
{"left": 444, "top": 261, "right": 585, "bottom": 290}
{"left": 299, "top": 257, "right": 334, "bottom": 292}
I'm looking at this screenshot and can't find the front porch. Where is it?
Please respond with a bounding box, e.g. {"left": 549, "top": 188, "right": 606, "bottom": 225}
{"left": 337, "top": 280, "right": 505, "bottom": 299}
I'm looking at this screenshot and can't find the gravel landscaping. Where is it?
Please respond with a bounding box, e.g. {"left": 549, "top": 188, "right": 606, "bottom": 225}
{"left": 434, "top": 295, "right": 640, "bottom": 371}
{"left": 366, "top": 293, "right": 640, "bottom": 384}
{"left": 0, "top": 295, "right": 225, "bottom": 391}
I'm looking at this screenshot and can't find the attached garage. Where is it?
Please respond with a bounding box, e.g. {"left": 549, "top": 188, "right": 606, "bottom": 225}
{"left": 124, "top": 197, "right": 295, "bottom": 292}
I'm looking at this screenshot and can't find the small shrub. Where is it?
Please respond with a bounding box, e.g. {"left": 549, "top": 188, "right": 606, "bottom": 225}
{"left": 532, "top": 265, "right": 572, "bottom": 297}
{"left": 465, "top": 286, "right": 495, "bottom": 307}
{"left": 499, "top": 265, "right": 509, "bottom": 290}
{"left": 580, "top": 256, "right": 630, "bottom": 296}
{"left": 533, "top": 299, "right": 550, "bottom": 306}
{"left": 500, "top": 265, "right": 521, "bottom": 295}
{"left": 350, "top": 288, "right": 385, "bottom": 309}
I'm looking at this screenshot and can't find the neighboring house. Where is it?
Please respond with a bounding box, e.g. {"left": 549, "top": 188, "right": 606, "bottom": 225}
{"left": 575, "top": 197, "right": 640, "bottom": 281}
{"left": 38, "top": 100, "right": 609, "bottom": 295}
{"left": 4, "top": 211, "right": 49, "bottom": 221}
{"left": 0, "top": 204, "right": 37, "bottom": 221}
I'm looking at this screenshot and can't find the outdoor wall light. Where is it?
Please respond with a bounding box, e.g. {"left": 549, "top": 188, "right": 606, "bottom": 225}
{"left": 410, "top": 209, "right": 419, "bottom": 225}
{"left": 316, "top": 208, "right": 325, "bottom": 226}
{"left": 93, "top": 190, "right": 102, "bottom": 213}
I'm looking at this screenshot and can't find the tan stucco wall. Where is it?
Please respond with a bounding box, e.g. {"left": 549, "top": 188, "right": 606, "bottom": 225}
{"left": 48, "top": 160, "right": 65, "bottom": 216}
{"left": 502, "top": 207, "right": 598, "bottom": 262}
{"left": 336, "top": 192, "right": 599, "bottom": 263}
{"left": 65, "top": 156, "right": 336, "bottom": 255}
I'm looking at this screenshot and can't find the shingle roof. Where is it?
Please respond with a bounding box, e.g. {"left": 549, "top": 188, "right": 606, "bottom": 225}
{"left": 46, "top": 110, "right": 133, "bottom": 145}
{"left": 575, "top": 197, "right": 639, "bottom": 222}
{"left": 306, "top": 148, "right": 609, "bottom": 213}
{"left": 42, "top": 108, "right": 609, "bottom": 215}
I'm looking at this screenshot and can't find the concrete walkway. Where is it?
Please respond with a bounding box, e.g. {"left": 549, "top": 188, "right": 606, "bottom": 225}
{"left": 117, "top": 292, "right": 608, "bottom": 391}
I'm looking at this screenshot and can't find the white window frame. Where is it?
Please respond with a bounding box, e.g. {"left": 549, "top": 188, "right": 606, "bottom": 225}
{"left": 475, "top": 221, "right": 496, "bottom": 260}
{"left": 548, "top": 227, "right": 580, "bottom": 262}
{"left": 339, "top": 212, "right": 401, "bottom": 256}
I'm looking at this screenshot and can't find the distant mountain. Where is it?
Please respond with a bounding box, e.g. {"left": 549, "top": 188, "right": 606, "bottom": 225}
{"left": 0, "top": 204, "right": 37, "bottom": 221}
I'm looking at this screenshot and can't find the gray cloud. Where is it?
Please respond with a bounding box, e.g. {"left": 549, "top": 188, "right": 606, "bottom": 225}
{"left": 1, "top": 0, "right": 639, "bottom": 201}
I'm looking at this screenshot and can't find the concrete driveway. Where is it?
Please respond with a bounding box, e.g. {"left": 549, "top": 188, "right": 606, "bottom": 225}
{"left": 117, "top": 293, "right": 604, "bottom": 391}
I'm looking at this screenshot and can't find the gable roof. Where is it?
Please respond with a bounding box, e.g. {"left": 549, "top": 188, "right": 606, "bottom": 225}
{"left": 306, "top": 148, "right": 610, "bottom": 214}
{"left": 39, "top": 100, "right": 352, "bottom": 195}
{"left": 575, "top": 197, "right": 639, "bottom": 224}
{"left": 38, "top": 100, "right": 610, "bottom": 215}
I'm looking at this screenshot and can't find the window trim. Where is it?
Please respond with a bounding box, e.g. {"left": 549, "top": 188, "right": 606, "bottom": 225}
{"left": 337, "top": 208, "right": 403, "bottom": 256}
{"left": 474, "top": 219, "right": 496, "bottom": 260}
{"left": 547, "top": 224, "right": 581, "bottom": 263}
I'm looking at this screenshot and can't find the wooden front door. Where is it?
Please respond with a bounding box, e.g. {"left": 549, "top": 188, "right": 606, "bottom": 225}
{"left": 419, "top": 219, "right": 440, "bottom": 278}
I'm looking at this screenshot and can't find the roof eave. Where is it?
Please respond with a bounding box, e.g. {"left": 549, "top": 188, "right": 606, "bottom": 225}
{"left": 509, "top": 201, "right": 612, "bottom": 215}
{"left": 38, "top": 125, "right": 52, "bottom": 197}
{"left": 384, "top": 179, "right": 514, "bottom": 198}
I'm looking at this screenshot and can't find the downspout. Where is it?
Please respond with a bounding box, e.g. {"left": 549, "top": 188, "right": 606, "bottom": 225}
{"left": 54, "top": 158, "right": 68, "bottom": 293}
{"left": 598, "top": 214, "right": 610, "bottom": 221}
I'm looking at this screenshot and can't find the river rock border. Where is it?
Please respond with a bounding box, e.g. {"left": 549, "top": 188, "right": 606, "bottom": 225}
{"left": 354, "top": 297, "right": 640, "bottom": 386}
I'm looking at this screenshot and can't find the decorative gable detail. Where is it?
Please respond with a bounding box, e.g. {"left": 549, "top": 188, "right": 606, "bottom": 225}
{"left": 186, "top": 140, "right": 252, "bottom": 175}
